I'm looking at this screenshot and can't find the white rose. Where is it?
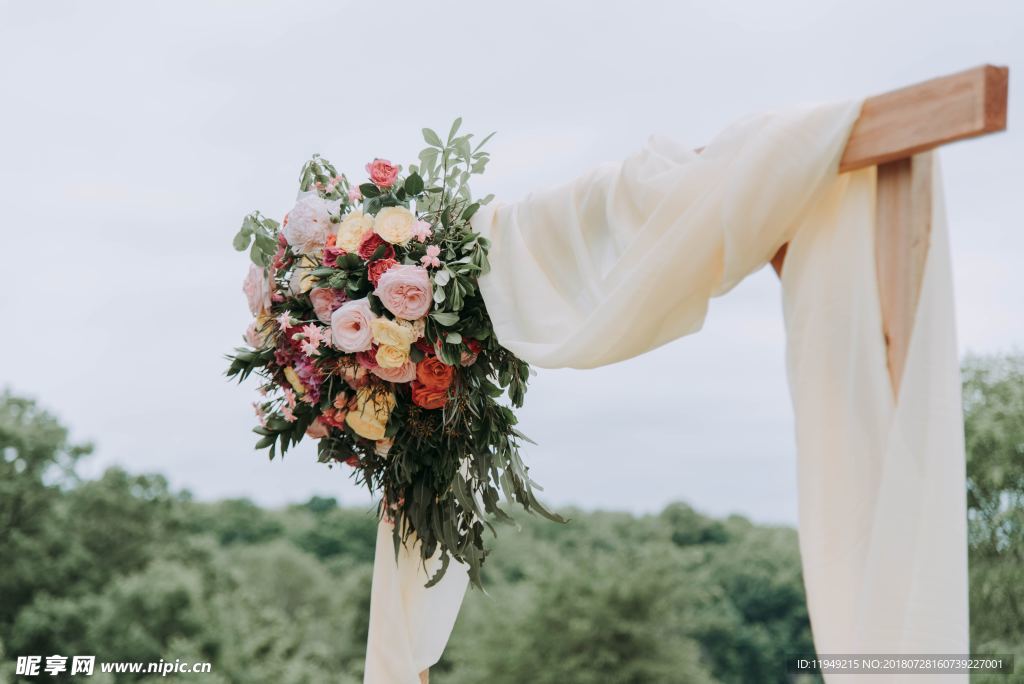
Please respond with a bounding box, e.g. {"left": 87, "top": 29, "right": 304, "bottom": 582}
{"left": 336, "top": 211, "right": 375, "bottom": 252}
{"left": 373, "top": 206, "right": 416, "bottom": 245}
{"left": 283, "top": 194, "right": 335, "bottom": 255}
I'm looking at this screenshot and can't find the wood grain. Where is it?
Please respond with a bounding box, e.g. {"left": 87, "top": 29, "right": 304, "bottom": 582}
{"left": 840, "top": 65, "right": 1008, "bottom": 172}
{"left": 874, "top": 153, "right": 934, "bottom": 396}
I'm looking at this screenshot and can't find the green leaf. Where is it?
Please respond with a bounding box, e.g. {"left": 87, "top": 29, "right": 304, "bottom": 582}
{"left": 404, "top": 172, "right": 424, "bottom": 195}
{"left": 447, "top": 117, "right": 463, "bottom": 143}
{"left": 232, "top": 231, "right": 252, "bottom": 251}
{"left": 422, "top": 128, "right": 443, "bottom": 147}
{"left": 461, "top": 202, "right": 481, "bottom": 221}
{"left": 445, "top": 332, "right": 463, "bottom": 345}
{"left": 430, "top": 312, "right": 459, "bottom": 326}
{"left": 455, "top": 137, "right": 472, "bottom": 161}
{"left": 359, "top": 183, "right": 381, "bottom": 198}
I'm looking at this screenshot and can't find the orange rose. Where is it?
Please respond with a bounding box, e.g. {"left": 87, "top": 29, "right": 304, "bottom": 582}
{"left": 416, "top": 356, "right": 454, "bottom": 391}
{"left": 411, "top": 380, "right": 448, "bottom": 410}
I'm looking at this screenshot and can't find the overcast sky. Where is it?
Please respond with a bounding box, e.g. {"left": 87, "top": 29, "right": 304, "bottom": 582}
{"left": 1, "top": 0, "right": 1020, "bottom": 525}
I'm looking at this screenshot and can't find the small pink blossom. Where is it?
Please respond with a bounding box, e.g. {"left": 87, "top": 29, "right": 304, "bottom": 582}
{"left": 295, "top": 323, "right": 328, "bottom": 349}
{"left": 253, "top": 402, "right": 267, "bottom": 427}
{"left": 420, "top": 245, "right": 442, "bottom": 269}
{"left": 282, "top": 387, "right": 297, "bottom": 409}
{"left": 281, "top": 405, "right": 296, "bottom": 422}
{"left": 277, "top": 312, "right": 293, "bottom": 330}
{"left": 348, "top": 184, "right": 362, "bottom": 203}
{"left": 411, "top": 220, "right": 432, "bottom": 243}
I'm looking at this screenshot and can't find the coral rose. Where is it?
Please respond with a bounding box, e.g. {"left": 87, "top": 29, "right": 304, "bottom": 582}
{"left": 416, "top": 356, "right": 454, "bottom": 391}
{"left": 374, "top": 264, "right": 432, "bottom": 319}
{"left": 365, "top": 158, "right": 399, "bottom": 188}
{"left": 358, "top": 233, "right": 396, "bottom": 261}
{"left": 367, "top": 258, "right": 398, "bottom": 286}
{"left": 373, "top": 206, "right": 416, "bottom": 245}
{"left": 411, "top": 380, "right": 448, "bottom": 410}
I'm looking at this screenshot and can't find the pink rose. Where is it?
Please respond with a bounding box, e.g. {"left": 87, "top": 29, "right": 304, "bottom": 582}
{"left": 365, "top": 158, "right": 399, "bottom": 188}
{"left": 309, "top": 287, "right": 347, "bottom": 324}
{"left": 243, "top": 264, "right": 272, "bottom": 315}
{"left": 371, "top": 359, "right": 417, "bottom": 384}
{"left": 330, "top": 298, "right": 376, "bottom": 352}
{"left": 374, "top": 265, "right": 432, "bottom": 320}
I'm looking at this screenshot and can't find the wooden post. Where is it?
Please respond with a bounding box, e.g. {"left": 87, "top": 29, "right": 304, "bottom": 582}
{"left": 875, "top": 153, "right": 933, "bottom": 396}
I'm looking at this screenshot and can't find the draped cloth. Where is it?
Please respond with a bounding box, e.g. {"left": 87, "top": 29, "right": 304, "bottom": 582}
{"left": 364, "top": 101, "right": 968, "bottom": 682}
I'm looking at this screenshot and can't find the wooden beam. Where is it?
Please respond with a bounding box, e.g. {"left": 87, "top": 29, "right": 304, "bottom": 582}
{"left": 770, "top": 64, "right": 1007, "bottom": 277}
{"left": 840, "top": 65, "right": 1008, "bottom": 172}
{"left": 875, "top": 153, "right": 934, "bottom": 396}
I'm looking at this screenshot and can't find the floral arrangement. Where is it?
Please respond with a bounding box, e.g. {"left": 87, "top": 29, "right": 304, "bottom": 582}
{"left": 227, "top": 120, "right": 560, "bottom": 586}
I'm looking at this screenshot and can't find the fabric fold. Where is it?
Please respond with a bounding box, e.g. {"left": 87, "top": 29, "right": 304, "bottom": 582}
{"left": 363, "top": 520, "right": 468, "bottom": 683}
{"left": 469, "top": 103, "right": 968, "bottom": 682}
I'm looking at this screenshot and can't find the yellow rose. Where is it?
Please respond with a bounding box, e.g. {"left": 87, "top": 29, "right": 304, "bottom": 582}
{"left": 283, "top": 366, "right": 306, "bottom": 395}
{"left": 396, "top": 317, "right": 425, "bottom": 340}
{"left": 347, "top": 412, "right": 386, "bottom": 440}
{"left": 345, "top": 386, "right": 395, "bottom": 440}
{"left": 373, "top": 206, "right": 415, "bottom": 245}
{"left": 371, "top": 317, "right": 417, "bottom": 349}
{"left": 375, "top": 344, "right": 410, "bottom": 369}
{"left": 289, "top": 266, "right": 317, "bottom": 295}
{"left": 337, "top": 211, "right": 374, "bottom": 252}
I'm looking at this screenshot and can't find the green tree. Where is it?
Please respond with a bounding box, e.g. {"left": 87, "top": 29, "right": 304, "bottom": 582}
{"left": 962, "top": 353, "right": 1024, "bottom": 662}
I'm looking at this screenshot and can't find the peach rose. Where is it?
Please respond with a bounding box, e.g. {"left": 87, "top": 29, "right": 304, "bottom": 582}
{"left": 309, "top": 287, "right": 346, "bottom": 324}
{"left": 371, "top": 359, "right": 417, "bottom": 384}
{"left": 330, "top": 298, "right": 376, "bottom": 353}
{"left": 345, "top": 386, "right": 395, "bottom": 440}
{"left": 374, "top": 264, "right": 432, "bottom": 320}
{"left": 243, "top": 264, "right": 272, "bottom": 316}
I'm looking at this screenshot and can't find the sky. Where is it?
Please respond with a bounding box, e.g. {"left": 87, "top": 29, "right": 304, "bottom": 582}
{"left": 1, "top": 0, "right": 1021, "bottom": 525}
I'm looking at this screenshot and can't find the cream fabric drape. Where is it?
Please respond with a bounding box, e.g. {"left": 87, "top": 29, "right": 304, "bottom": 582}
{"left": 363, "top": 522, "right": 467, "bottom": 683}
{"left": 364, "top": 101, "right": 968, "bottom": 682}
